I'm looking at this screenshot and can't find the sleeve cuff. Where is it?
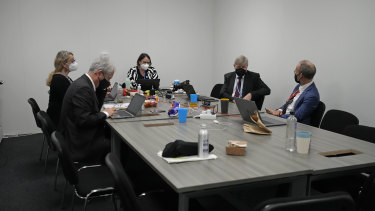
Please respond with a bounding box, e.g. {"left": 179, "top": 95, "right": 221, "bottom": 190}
{"left": 102, "top": 111, "right": 109, "bottom": 118}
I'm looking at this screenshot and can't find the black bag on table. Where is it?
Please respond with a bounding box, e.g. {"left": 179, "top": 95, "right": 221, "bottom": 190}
{"left": 162, "top": 139, "right": 214, "bottom": 158}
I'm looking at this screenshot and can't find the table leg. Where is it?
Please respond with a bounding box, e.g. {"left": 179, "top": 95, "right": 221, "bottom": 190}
{"left": 111, "top": 129, "right": 122, "bottom": 158}
{"left": 289, "top": 176, "right": 308, "bottom": 196}
{"left": 178, "top": 193, "right": 189, "bottom": 211}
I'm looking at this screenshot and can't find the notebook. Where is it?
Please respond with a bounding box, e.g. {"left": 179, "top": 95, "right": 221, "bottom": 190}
{"left": 104, "top": 82, "right": 119, "bottom": 102}
{"left": 235, "top": 97, "right": 286, "bottom": 127}
{"left": 110, "top": 93, "right": 146, "bottom": 119}
{"left": 184, "top": 85, "right": 218, "bottom": 102}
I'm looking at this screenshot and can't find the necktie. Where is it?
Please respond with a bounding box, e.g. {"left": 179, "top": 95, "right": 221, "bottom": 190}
{"left": 282, "top": 90, "right": 300, "bottom": 114}
{"left": 234, "top": 77, "right": 242, "bottom": 97}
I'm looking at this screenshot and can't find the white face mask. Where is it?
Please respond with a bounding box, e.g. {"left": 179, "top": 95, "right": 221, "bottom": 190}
{"left": 140, "top": 63, "right": 149, "bottom": 71}
{"left": 69, "top": 61, "right": 78, "bottom": 72}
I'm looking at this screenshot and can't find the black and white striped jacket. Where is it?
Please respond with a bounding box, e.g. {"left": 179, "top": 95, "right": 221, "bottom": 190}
{"left": 126, "top": 66, "right": 159, "bottom": 89}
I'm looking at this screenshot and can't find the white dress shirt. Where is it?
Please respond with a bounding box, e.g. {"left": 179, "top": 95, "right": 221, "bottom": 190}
{"left": 285, "top": 81, "right": 314, "bottom": 115}
{"left": 231, "top": 75, "right": 245, "bottom": 98}
{"left": 85, "top": 73, "right": 96, "bottom": 91}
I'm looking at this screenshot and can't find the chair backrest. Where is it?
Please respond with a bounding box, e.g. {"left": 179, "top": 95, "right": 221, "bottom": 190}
{"left": 358, "top": 171, "right": 375, "bottom": 211}
{"left": 210, "top": 83, "right": 223, "bottom": 99}
{"left": 342, "top": 125, "right": 375, "bottom": 144}
{"left": 320, "top": 109, "right": 359, "bottom": 134}
{"left": 310, "top": 101, "right": 326, "bottom": 127}
{"left": 254, "top": 191, "right": 355, "bottom": 211}
{"left": 105, "top": 153, "right": 142, "bottom": 211}
{"left": 37, "top": 111, "right": 57, "bottom": 149}
{"left": 28, "top": 98, "right": 42, "bottom": 128}
{"left": 51, "top": 131, "right": 78, "bottom": 185}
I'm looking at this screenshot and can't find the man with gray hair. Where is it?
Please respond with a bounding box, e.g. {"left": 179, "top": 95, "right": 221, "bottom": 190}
{"left": 266, "top": 60, "right": 320, "bottom": 125}
{"left": 221, "top": 55, "right": 271, "bottom": 109}
{"left": 59, "top": 55, "right": 116, "bottom": 163}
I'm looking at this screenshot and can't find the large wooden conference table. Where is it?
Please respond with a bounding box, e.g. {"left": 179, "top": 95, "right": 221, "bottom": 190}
{"left": 106, "top": 98, "right": 375, "bottom": 211}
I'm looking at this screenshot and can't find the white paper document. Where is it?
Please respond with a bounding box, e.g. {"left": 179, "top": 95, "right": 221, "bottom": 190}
{"left": 103, "top": 103, "right": 129, "bottom": 109}
{"left": 157, "top": 151, "right": 217, "bottom": 164}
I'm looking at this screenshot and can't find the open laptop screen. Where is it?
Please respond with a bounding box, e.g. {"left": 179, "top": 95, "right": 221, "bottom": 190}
{"left": 136, "top": 79, "right": 160, "bottom": 91}
{"left": 235, "top": 97, "right": 286, "bottom": 127}
{"left": 104, "top": 82, "right": 118, "bottom": 102}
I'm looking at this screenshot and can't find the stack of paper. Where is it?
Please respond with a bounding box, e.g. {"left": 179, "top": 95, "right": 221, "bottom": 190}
{"left": 157, "top": 151, "right": 217, "bottom": 164}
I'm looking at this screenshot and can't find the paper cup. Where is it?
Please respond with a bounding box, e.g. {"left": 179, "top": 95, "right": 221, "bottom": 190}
{"left": 296, "top": 131, "right": 312, "bottom": 154}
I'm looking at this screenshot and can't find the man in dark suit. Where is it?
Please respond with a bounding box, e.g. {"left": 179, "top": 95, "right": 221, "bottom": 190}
{"left": 59, "top": 56, "right": 116, "bottom": 163}
{"left": 220, "top": 55, "right": 271, "bottom": 109}
{"left": 266, "top": 60, "right": 320, "bottom": 125}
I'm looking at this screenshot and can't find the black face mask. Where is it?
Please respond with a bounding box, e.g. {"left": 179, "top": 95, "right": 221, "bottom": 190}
{"left": 98, "top": 79, "right": 110, "bottom": 91}
{"left": 235, "top": 68, "right": 246, "bottom": 77}
{"left": 294, "top": 73, "right": 301, "bottom": 84}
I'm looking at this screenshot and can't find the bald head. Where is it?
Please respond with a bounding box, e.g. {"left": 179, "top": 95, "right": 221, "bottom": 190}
{"left": 298, "top": 60, "right": 316, "bottom": 80}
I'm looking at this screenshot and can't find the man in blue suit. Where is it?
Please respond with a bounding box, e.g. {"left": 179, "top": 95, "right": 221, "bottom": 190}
{"left": 266, "top": 60, "right": 319, "bottom": 125}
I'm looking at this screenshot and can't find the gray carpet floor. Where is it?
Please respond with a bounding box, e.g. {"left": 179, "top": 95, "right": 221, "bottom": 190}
{"left": 0, "top": 133, "right": 114, "bottom": 211}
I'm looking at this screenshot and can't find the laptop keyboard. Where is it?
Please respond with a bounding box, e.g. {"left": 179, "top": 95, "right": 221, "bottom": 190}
{"left": 112, "top": 110, "right": 133, "bottom": 118}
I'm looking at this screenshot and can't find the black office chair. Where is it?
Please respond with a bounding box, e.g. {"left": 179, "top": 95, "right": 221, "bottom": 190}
{"left": 310, "top": 101, "right": 326, "bottom": 127}
{"left": 51, "top": 131, "right": 115, "bottom": 211}
{"left": 37, "top": 111, "right": 61, "bottom": 191}
{"left": 27, "top": 98, "right": 45, "bottom": 161}
{"left": 342, "top": 125, "right": 375, "bottom": 144}
{"left": 105, "top": 153, "right": 173, "bottom": 211}
{"left": 253, "top": 191, "right": 355, "bottom": 211}
{"left": 37, "top": 111, "right": 57, "bottom": 172}
{"left": 210, "top": 83, "right": 223, "bottom": 99}
{"left": 357, "top": 171, "right": 375, "bottom": 211}
{"left": 320, "top": 109, "right": 359, "bottom": 134}
{"left": 312, "top": 124, "right": 374, "bottom": 204}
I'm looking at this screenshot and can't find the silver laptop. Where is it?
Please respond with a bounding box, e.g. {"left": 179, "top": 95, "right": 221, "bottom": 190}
{"left": 104, "top": 82, "right": 119, "bottom": 102}
{"left": 111, "top": 94, "right": 146, "bottom": 119}
{"left": 235, "top": 97, "right": 286, "bottom": 127}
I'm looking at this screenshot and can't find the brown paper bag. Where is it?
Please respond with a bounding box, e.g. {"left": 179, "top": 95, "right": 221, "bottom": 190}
{"left": 242, "top": 111, "right": 272, "bottom": 135}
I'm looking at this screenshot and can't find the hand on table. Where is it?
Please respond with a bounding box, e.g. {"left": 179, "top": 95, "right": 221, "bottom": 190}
{"left": 265, "top": 108, "right": 282, "bottom": 117}
{"left": 104, "top": 107, "right": 117, "bottom": 117}
{"left": 243, "top": 93, "right": 252, "bottom": 101}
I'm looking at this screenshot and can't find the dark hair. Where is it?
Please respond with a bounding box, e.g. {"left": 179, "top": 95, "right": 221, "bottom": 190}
{"left": 299, "top": 60, "right": 316, "bottom": 79}
{"left": 137, "top": 53, "right": 152, "bottom": 66}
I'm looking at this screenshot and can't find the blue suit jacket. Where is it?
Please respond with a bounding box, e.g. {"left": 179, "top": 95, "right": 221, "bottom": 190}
{"left": 280, "top": 82, "right": 320, "bottom": 125}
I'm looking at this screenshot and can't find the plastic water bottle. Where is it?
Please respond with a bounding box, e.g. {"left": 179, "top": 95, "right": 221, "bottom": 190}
{"left": 137, "top": 84, "right": 142, "bottom": 94}
{"left": 117, "top": 84, "right": 123, "bottom": 96}
{"left": 285, "top": 111, "right": 297, "bottom": 152}
{"left": 124, "top": 77, "right": 131, "bottom": 89}
{"left": 198, "top": 124, "right": 209, "bottom": 158}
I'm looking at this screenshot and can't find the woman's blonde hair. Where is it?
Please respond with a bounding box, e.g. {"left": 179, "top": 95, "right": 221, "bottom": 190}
{"left": 46, "top": 50, "right": 73, "bottom": 86}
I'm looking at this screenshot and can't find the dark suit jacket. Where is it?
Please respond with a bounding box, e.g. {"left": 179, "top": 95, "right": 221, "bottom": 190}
{"left": 59, "top": 74, "right": 108, "bottom": 162}
{"left": 280, "top": 82, "right": 320, "bottom": 125}
{"left": 220, "top": 71, "right": 271, "bottom": 109}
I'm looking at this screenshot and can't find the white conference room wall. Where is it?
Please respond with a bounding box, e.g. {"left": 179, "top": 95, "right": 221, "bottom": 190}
{"left": 1, "top": 0, "right": 374, "bottom": 136}
{"left": 213, "top": 0, "right": 375, "bottom": 127}
{"left": 0, "top": 0, "right": 214, "bottom": 136}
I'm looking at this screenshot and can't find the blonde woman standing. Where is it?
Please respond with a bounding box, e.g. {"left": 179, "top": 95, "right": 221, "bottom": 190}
{"left": 46, "top": 50, "right": 77, "bottom": 126}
